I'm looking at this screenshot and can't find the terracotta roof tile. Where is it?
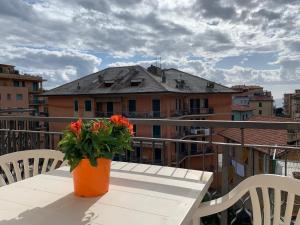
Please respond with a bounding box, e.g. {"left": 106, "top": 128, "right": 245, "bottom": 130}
{"left": 219, "top": 116, "right": 291, "bottom": 155}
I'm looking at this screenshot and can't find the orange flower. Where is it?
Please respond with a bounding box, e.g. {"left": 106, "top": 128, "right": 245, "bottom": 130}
{"left": 128, "top": 123, "right": 134, "bottom": 136}
{"left": 110, "top": 115, "right": 134, "bottom": 135}
{"left": 110, "top": 115, "right": 123, "bottom": 125}
{"left": 91, "top": 121, "right": 107, "bottom": 133}
{"left": 70, "top": 119, "right": 82, "bottom": 137}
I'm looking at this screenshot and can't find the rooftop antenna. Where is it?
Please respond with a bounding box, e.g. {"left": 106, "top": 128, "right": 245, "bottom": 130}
{"left": 159, "top": 56, "right": 162, "bottom": 69}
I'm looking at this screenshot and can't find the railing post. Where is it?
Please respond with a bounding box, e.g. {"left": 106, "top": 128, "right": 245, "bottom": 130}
{"left": 187, "top": 143, "right": 191, "bottom": 169}
{"left": 285, "top": 150, "right": 288, "bottom": 176}
{"left": 176, "top": 142, "right": 179, "bottom": 168}
{"left": 7, "top": 130, "right": 11, "bottom": 154}
{"left": 162, "top": 141, "right": 165, "bottom": 166}
{"left": 221, "top": 144, "right": 229, "bottom": 225}
{"left": 139, "top": 141, "right": 143, "bottom": 163}
{"left": 152, "top": 141, "right": 155, "bottom": 164}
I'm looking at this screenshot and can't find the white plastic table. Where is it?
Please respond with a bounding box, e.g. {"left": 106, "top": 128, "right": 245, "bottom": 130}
{"left": 0, "top": 161, "right": 213, "bottom": 225}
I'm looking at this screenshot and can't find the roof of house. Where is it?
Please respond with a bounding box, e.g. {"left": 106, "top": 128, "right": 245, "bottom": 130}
{"left": 250, "top": 95, "right": 273, "bottom": 101}
{"left": 219, "top": 116, "right": 290, "bottom": 155}
{"left": 232, "top": 105, "right": 255, "bottom": 112}
{"left": 43, "top": 65, "right": 235, "bottom": 96}
{"left": 0, "top": 73, "right": 43, "bottom": 81}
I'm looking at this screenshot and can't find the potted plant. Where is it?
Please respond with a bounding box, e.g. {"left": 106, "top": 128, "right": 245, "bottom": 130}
{"left": 58, "top": 115, "right": 133, "bottom": 197}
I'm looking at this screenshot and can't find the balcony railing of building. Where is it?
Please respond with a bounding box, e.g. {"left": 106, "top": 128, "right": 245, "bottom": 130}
{"left": 170, "top": 107, "right": 214, "bottom": 117}
{"left": 1, "top": 116, "right": 300, "bottom": 224}
{"left": 29, "top": 99, "right": 48, "bottom": 105}
{"left": 95, "top": 108, "right": 215, "bottom": 119}
{"left": 95, "top": 111, "right": 166, "bottom": 118}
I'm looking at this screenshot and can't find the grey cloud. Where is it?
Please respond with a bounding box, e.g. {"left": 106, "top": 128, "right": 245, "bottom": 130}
{"left": 194, "top": 0, "right": 236, "bottom": 20}
{"left": 75, "top": 0, "right": 110, "bottom": 13}
{"left": 116, "top": 12, "right": 192, "bottom": 36}
{"left": 285, "top": 41, "right": 300, "bottom": 52}
{"left": 192, "top": 30, "right": 234, "bottom": 52}
{"left": 0, "top": 0, "right": 36, "bottom": 21}
{"left": 0, "top": 47, "right": 101, "bottom": 88}
{"left": 254, "top": 9, "right": 281, "bottom": 20}
{"left": 0, "top": 0, "right": 298, "bottom": 90}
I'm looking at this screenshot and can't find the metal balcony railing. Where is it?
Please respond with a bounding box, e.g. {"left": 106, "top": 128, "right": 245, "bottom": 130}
{"left": 29, "top": 99, "right": 47, "bottom": 105}
{"left": 95, "top": 111, "right": 166, "bottom": 118}
{"left": 170, "top": 108, "right": 214, "bottom": 117}
{"left": 1, "top": 116, "right": 300, "bottom": 224}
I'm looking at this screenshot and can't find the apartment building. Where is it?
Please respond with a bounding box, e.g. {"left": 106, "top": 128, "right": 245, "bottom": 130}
{"left": 283, "top": 90, "right": 300, "bottom": 119}
{"left": 0, "top": 64, "right": 47, "bottom": 116}
{"left": 231, "top": 96, "right": 254, "bottom": 121}
{"left": 231, "top": 85, "right": 274, "bottom": 116}
{"left": 44, "top": 65, "right": 235, "bottom": 172}
{"left": 283, "top": 93, "right": 293, "bottom": 117}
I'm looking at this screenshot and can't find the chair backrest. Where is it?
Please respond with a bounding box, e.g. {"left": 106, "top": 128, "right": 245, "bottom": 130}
{"left": 197, "top": 174, "right": 300, "bottom": 225}
{"left": 0, "top": 149, "right": 66, "bottom": 186}
{"left": 245, "top": 175, "right": 300, "bottom": 225}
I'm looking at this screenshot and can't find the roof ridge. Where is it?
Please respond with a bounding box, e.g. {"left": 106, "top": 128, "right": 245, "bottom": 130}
{"left": 165, "top": 68, "right": 236, "bottom": 92}
{"left": 137, "top": 65, "right": 169, "bottom": 92}
{"left": 44, "top": 69, "right": 104, "bottom": 93}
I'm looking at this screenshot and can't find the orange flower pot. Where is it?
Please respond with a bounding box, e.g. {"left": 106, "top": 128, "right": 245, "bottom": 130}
{"left": 72, "top": 158, "right": 111, "bottom": 197}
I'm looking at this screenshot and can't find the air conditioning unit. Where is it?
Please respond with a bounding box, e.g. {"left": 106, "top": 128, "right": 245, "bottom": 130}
{"left": 190, "top": 128, "right": 210, "bottom": 135}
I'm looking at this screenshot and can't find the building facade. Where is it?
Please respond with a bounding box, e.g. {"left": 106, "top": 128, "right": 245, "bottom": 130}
{"left": 45, "top": 65, "right": 235, "bottom": 182}
{"left": 0, "top": 64, "right": 47, "bottom": 116}
{"left": 283, "top": 90, "right": 300, "bottom": 119}
{"left": 283, "top": 93, "right": 293, "bottom": 117}
{"left": 291, "top": 91, "right": 300, "bottom": 119}
{"left": 231, "top": 96, "right": 254, "bottom": 121}
{"left": 231, "top": 85, "right": 274, "bottom": 117}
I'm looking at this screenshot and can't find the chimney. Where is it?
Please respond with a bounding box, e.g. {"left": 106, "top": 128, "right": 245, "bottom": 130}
{"left": 98, "top": 75, "right": 103, "bottom": 83}
{"left": 161, "top": 71, "right": 166, "bottom": 83}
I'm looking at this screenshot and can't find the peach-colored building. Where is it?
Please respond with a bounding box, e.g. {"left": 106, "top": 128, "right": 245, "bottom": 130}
{"left": 45, "top": 65, "right": 235, "bottom": 185}
{"left": 231, "top": 85, "right": 274, "bottom": 116}
{"left": 0, "top": 64, "right": 47, "bottom": 116}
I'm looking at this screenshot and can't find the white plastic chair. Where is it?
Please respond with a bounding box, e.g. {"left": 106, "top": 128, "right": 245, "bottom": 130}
{"left": 193, "top": 174, "right": 300, "bottom": 225}
{"left": 0, "top": 149, "right": 66, "bottom": 186}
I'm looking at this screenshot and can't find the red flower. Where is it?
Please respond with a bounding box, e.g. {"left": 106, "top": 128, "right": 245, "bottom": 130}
{"left": 91, "top": 121, "right": 107, "bottom": 133}
{"left": 110, "top": 115, "right": 134, "bottom": 135}
{"left": 110, "top": 115, "right": 123, "bottom": 125}
{"left": 70, "top": 119, "right": 82, "bottom": 137}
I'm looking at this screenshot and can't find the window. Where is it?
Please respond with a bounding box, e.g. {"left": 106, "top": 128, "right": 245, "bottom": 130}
{"left": 130, "top": 79, "right": 143, "bottom": 87}
{"left": 7, "top": 93, "right": 11, "bottom": 100}
{"left": 190, "top": 99, "right": 200, "bottom": 114}
{"left": 128, "top": 100, "right": 136, "bottom": 113}
{"left": 153, "top": 125, "right": 161, "bottom": 138}
{"left": 135, "top": 147, "right": 141, "bottom": 161}
{"left": 13, "top": 80, "right": 19, "bottom": 87}
{"left": 259, "top": 102, "right": 262, "bottom": 107}
{"left": 16, "top": 94, "right": 23, "bottom": 101}
{"left": 32, "top": 82, "right": 38, "bottom": 91}
{"left": 22, "top": 81, "right": 25, "bottom": 87}
{"left": 154, "top": 148, "right": 162, "bottom": 163}
{"left": 133, "top": 124, "right": 137, "bottom": 136}
{"left": 104, "top": 80, "right": 114, "bottom": 87}
{"left": 74, "top": 99, "right": 79, "bottom": 112}
{"left": 84, "top": 100, "right": 92, "bottom": 112}
{"left": 152, "top": 99, "right": 160, "bottom": 117}
{"left": 107, "top": 102, "right": 113, "bottom": 116}
{"left": 259, "top": 110, "right": 262, "bottom": 115}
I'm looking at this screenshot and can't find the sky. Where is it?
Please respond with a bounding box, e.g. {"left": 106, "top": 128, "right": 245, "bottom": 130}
{"left": 0, "top": 0, "right": 299, "bottom": 106}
